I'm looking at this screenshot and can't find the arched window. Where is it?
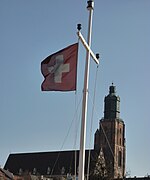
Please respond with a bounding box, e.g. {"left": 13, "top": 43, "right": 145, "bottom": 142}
{"left": 120, "top": 128, "right": 122, "bottom": 134}
{"left": 117, "top": 129, "right": 119, "bottom": 144}
{"left": 118, "top": 151, "right": 122, "bottom": 167}
{"left": 120, "top": 138, "right": 122, "bottom": 146}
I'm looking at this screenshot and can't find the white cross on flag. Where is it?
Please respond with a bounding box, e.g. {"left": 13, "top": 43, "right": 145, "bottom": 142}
{"left": 41, "top": 43, "right": 78, "bottom": 91}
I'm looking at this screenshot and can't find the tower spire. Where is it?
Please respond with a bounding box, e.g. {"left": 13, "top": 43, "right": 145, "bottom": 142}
{"left": 104, "top": 84, "right": 120, "bottom": 119}
{"left": 109, "top": 83, "right": 116, "bottom": 95}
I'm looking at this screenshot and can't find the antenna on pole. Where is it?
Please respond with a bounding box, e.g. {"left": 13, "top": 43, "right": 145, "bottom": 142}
{"left": 78, "top": 1, "right": 94, "bottom": 180}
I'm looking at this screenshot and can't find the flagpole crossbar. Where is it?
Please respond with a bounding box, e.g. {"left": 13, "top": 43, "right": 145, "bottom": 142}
{"left": 77, "top": 31, "right": 99, "bottom": 65}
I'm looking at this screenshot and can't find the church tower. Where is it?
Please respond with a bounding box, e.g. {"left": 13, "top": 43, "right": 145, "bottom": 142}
{"left": 94, "top": 84, "right": 126, "bottom": 178}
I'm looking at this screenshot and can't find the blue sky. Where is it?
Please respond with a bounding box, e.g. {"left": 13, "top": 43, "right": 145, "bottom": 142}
{"left": 0, "top": 0, "right": 150, "bottom": 177}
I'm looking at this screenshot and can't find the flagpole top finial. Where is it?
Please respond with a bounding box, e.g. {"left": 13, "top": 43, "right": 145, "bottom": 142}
{"left": 77, "top": 24, "right": 82, "bottom": 31}
{"left": 87, "top": 0, "right": 94, "bottom": 10}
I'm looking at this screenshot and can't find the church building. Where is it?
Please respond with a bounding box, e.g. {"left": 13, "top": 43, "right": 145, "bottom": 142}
{"left": 4, "top": 84, "right": 126, "bottom": 179}
{"left": 94, "top": 83, "right": 126, "bottom": 178}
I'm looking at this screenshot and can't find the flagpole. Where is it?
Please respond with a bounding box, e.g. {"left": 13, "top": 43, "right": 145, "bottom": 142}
{"left": 78, "top": 1, "right": 94, "bottom": 180}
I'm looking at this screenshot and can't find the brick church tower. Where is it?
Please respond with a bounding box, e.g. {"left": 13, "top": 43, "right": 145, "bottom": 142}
{"left": 94, "top": 84, "right": 126, "bottom": 178}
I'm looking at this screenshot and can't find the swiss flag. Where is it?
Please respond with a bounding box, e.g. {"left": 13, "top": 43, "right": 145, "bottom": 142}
{"left": 41, "top": 43, "right": 78, "bottom": 91}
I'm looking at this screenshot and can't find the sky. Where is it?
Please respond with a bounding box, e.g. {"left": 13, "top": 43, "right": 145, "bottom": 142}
{"left": 0, "top": 0, "right": 150, "bottom": 177}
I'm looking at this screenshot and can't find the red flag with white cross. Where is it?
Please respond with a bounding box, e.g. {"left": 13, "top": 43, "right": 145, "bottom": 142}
{"left": 41, "top": 43, "right": 78, "bottom": 91}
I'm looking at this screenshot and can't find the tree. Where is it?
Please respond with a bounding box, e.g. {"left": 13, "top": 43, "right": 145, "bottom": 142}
{"left": 91, "top": 148, "right": 108, "bottom": 180}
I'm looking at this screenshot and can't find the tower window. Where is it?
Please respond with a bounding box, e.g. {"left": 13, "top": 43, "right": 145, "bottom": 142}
{"left": 118, "top": 151, "right": 122, "bottom": 167}
{"left": 120, "top": 138, "right": 122, "bottom": 146}
{"left": 117, "top": 129, "right": 119, "bottom": 144}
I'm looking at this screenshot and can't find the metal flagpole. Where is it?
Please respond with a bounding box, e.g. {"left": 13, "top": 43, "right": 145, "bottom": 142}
{"left": 78, "top": 1, "right": 94, "bottom": 180}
